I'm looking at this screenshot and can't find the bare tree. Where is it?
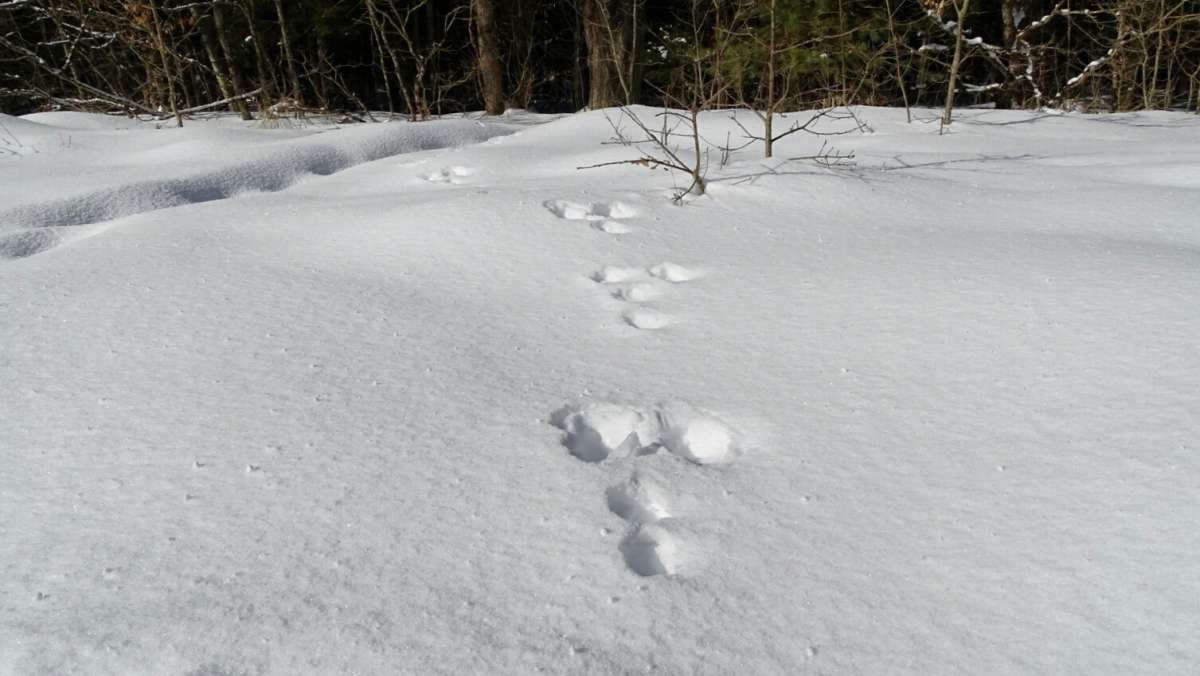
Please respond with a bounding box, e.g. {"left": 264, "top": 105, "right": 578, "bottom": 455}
{"left": 211, "top": 1, "right": 253, "bottom": 119}
{"left": 941, "top": 0, "right": 971, "bottom": 129}
{"left": 271, "top": 0, "right": 303, "bottom": 105}
{"left": 885, "top": 0, "right": 913, "bottom": 122}
{"left": 239, "top": 0, "right": 279, "bottom": 104}
{"left": 472, "top": 0, "right": 504, "bottom": 115}
{"left": 582, "top": 108, "right": 708, "bottom": 201}
{"left": 148, "top": 0, "right": 182, "bottom": 126}
{"left": 582, "top": 0, "right": 639, "bottom": 108}
{"left": 191, "top": 4, "right": 250, "bottom": 120}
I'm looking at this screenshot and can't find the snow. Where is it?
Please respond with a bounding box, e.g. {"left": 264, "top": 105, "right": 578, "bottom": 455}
{"left": 2, "top": 106, "right": 1200, "bottom": 674}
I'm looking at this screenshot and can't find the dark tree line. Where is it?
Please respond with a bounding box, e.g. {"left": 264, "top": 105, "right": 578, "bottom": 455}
{"left": 2, "top": 1, "right": 1199, "bottom": 121}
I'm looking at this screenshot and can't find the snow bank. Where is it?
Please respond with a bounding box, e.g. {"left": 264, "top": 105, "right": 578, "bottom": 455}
{"left": 0, "top": 117, "right": 518, "bottom": 233}
{"left": 20, "top": 111, "right": 146, "bottom": 130}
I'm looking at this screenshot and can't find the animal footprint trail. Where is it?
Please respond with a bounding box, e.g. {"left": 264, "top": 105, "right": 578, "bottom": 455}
{"left": 593, "top": 266, "right": 644, "bottom": 285}
{"left": 421, "top": 165, "right": 476, "bottom": 184}
{"left": 656, "top": 402, "right": 738, "bottom": 465}
{"left": 606, "top": 473, "right": 671, "bottom": 523}
{"left": 648, "top": 261, "right": 703, "bottom": 283}
{"left": 623, "top": 308, "right": 671, "bottom": 331}
{"left": 551, "top": 401, "right": 739, "bottom": 578}
{"left": 551, "top": 401, "right": 737, "bottom": 466}
{"left": 606, "top": 474, "right": 682, "bottom": 576}
{"left": 548, "top": 192, "right": 702, "bottom": 329}
{"left": 591, "top": 262, "right": 703, "bottom": 331}
{"left": 544, "top": 199, "right": 638, "bottom": 235}
{"left": 550, "top": 403, "right": 656, "bottom": 463}
{"left": 544, "top": 199, "right": 639, "bottom": 221}
{"left": 594, "top": 262, "right": 704, "bottom": 286}
{"left": 613, "top": 282, "right": 661, "bottom": 303}
{"left": 550, "top": 194, "right": 729, "bottom": 576}
{"left": 593, "top": 220, "right": 632, "bottom": 234}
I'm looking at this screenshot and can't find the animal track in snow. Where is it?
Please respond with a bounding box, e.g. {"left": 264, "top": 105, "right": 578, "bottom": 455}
{"left": 620, "top": 522, "right": 680, "bottom": 576}
{"left": 606, "top": 473, "right": 671, "bottom": 523}
{"left": 608, "top": 473, "right": 679, "bottom": 576}
{"left": 592, "top": 264, "right": 698, "bottom": 330}
{"left": 422, "top": 165, "right": 476, "bottom": 184}
{"left": 552, "top": 401, "right": 737, "bottom": 466}
{"left": 649, "top": 262, "right": 703, "bottom": 283}
{"left": 544, "top": 199, "right": 639, "bottom": 222}
{"left": 656, "top": 402, "right": 738, "bottom": 465}
{"left": 592, "top": 266, "right": 644, "bottom": 284}
{"left": 613, "top": 282, "right": 662, "bottom": 303}
{"left": 592, "top": 220, "right": 632, "bottom": 235}
{"left": 550, "top": 403, "right": 657, "bottom": 463}
{"left": 623, "top": 308, "right": 671, "bottom": 331}
{"left": 595, "top": 263, "right": 703, "bottom": 286}
{"left": 551, "top": 400, "right": 738, "bottom": 578}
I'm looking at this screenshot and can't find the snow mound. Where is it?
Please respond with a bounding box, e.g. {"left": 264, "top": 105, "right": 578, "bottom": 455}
{"left": 20, "top": 111, "right": 144, "bottom": 130}
{"left": 1, "top": 113, "right": 73, "bottom": 138}
{"left": 0, "top": 229, "right": 59, "bottom": 260}
{"left": 0, "top": 119, "right": 517, "bottom": 233}
{"left": 0, "top": 114, "right": 57, "bottom": 157}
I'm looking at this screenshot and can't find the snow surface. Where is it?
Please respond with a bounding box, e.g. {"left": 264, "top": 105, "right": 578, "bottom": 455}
{"left": 2, "top": 107, "right": 1200, "bottom": 674}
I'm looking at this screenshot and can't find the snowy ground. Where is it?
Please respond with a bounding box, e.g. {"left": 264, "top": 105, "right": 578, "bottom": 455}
{"left": 2, "top": 106, "right": 1199, "bottom": 674}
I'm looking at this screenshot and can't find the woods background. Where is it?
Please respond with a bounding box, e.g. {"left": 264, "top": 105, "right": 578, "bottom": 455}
{"left": 2, "top": 1, "right": 1199, "bottom": 120}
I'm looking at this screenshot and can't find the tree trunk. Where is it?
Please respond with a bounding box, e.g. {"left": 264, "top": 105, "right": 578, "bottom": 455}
{"left": 764, "top": 0, "right": 776, "bottom": 158}
{"left": 625, "top": 0, "right": 645, "bottom": 103}
{"left": 507, "top": 0, "right": 538, "bottom": 108}
{"left": 271, "top": 0, "right": 304, "bottom": 105}
{"left": 212, "top": 1, "right": 253, "bottom": 119}
{"left": 582, "top": 0, "right": 632, "bottom": 109}
{"left": 193, "top": 7, "right": 235, "bottom": 105}
{"left": 997, "top": 0, "right": 1020, "bottom": 109}
{"left": 193, "top": 5, "right": 253, "bottom": 120}
{"left": 573, "top": 3, "right": 586, "bottom": 109}
{"left": 472, "top": 0, "right": 505, "bottom": 115}
{"left": 149, "top": 0, "right": 182, "bottom": 127}
{"left": 884, "top": 0, "right": 911, "bottom": 122}
{"left": 241, "top": 0, "right": 278, "bottom": 107}
{"left": 363, "top": 0, "right": 396, "bottom": 115}
{"left": 1113, "top": 3, "right": 1130, "bottom": 112}
{"left": 312, "top": 30, "right": 331, "bottom": 110}
{"left": 942, "top": 0, "right": 971, "bottom": 128}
